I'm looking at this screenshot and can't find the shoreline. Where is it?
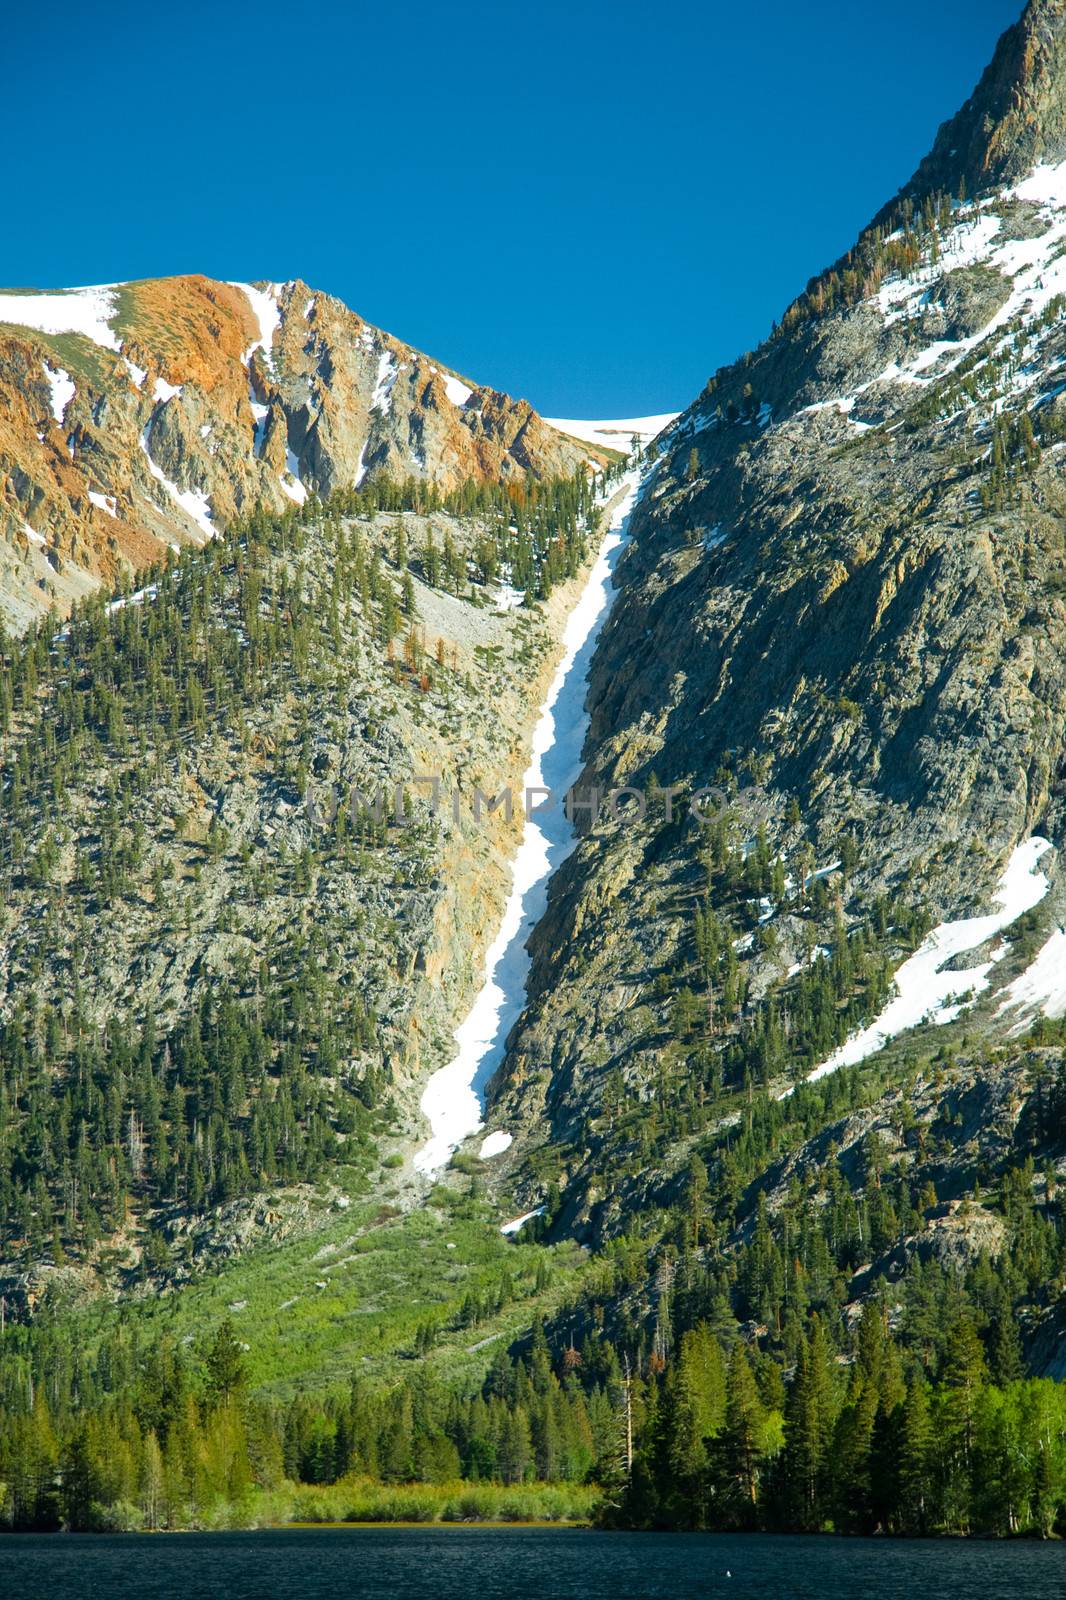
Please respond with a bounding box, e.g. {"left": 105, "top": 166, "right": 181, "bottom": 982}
{"left": 4, "top": 1522, "right": 1061, "bottom": 1541}
{"left": 278, "top": 1518, "right": 592, "bottom": 1530}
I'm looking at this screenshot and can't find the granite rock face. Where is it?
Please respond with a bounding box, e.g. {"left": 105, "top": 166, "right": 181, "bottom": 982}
{"left": 485, "top": 1, "right": 1066, "bottom": 1238}
{"left": 873, "top": 0, "right": 1066, "bottom": 213}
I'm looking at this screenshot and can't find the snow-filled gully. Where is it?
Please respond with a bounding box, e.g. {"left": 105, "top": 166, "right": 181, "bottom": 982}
{"left": 412, "top": 468, "right": 643, "bottom": 1181}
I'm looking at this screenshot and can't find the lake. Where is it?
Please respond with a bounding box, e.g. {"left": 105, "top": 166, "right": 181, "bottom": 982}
{"left": 1, "top": 1528, "right": 1064, "bottom": 1599}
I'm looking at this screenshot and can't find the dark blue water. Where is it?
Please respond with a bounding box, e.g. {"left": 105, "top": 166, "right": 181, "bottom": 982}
{"left": 1, "top": 1528, "right": 1064, "bottom": 1600}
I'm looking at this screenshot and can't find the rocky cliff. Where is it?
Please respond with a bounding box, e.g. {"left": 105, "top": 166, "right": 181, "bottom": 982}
{"left": 873, "top": 0, "right": 1066, "bottom": 215}
{"left": 0, "top": 276, "right": 604, "bottom": 632}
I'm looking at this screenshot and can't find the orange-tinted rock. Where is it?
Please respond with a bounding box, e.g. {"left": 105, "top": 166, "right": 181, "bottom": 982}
{"left": 0, "top": 276, "right": 605, "bottom": 631}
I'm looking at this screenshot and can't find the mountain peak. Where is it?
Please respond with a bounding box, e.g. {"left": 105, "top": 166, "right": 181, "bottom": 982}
{"left": 876, "top": 0, "right": 1066, "bottom": 217}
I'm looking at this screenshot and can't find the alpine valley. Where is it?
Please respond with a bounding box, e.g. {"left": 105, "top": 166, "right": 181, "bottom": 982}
{"left": 6, "top": 0, "right": 1066, "bottom": 1550}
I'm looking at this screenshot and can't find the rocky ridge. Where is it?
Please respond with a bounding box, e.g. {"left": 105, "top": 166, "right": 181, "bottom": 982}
{"left": 0, "top": 276, "right": 606, "bottom": 632}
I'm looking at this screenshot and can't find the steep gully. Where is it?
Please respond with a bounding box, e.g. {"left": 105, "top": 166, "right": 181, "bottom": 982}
{"left": 412, "top": 450, "right": 651, "bottom": 1178}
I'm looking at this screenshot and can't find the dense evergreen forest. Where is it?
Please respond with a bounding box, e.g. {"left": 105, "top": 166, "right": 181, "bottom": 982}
{"left": 3, "top": 1043, "right": 1066, "bottom": 1533}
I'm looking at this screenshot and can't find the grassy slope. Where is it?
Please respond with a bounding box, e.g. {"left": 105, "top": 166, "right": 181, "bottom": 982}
{"left": 55, "top": 1184, "right": 593, "bottom": 1401}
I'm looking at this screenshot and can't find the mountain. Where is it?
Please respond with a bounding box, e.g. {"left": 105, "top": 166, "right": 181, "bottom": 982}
{"left": 489, "top": 0, "right": 1066, "bottom": 1185}
{"left": 6, "top": 0, "right": 1066, "bottom": 1543}
{"left": 0, "top": 439, "right": 631, "bottom": 1526}
{"left": 0, "top": 276, "right": 605, "bottom": 632}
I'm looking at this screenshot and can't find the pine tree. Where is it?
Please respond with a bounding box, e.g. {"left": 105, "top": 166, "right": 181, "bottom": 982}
{"left": 203, "top": 1320, "right": 247, "bottom": 1411}
{"left": 896, "top": 1375, "right": 934, "bottom": 1534}
{"left": 782, "top": 1315, "right": 834, "bottom": 1529}
{"left": 720, "top": 1342, "right": 764, "bottom": 1520}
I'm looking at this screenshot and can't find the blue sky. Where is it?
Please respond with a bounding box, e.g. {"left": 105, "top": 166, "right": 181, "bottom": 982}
{"left": 5, "top": 0, "right": 1021, "bottom": 416}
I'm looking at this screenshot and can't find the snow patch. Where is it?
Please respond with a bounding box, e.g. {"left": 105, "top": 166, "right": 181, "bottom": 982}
{"left": 280, "top": 447, "right": 308, "bottom": 505}
{"left": 787, "top": 945, "right": 832, "bottom": 980}
{"left": 229, "top": 282, "right": 282, "bottom": 368}
{"left": 88, "top": 491, "right": 117, "bottom": 519}
{"left": 42, "top": 363, "right": 75, "bottom": 424}
{"left": 140, "top": 425, "right": 216, "bottom": 539}
{"left": 0, "top": 285, "right": 120, "bottom": 351}
{"left": 123, "top": 356, "right": 147, "bottom": 388}
{"left": 806, "top": 838, "right": 1053, "bottom": 1082}
{"left": 107, "top": 583, "right": 158, "bottom": 616}
{"left": 479, "top": 1131, "right": 513, "bottom": 1160}
{"left": 1012, "top": 158, "right": 1066, "bottom": 208}
{"left": 444, "top": 373, "right": 473, "bottom": 407}
{"left": 997, "top": 927, "right": 1066, "bottom": 1030}
{"left": 153, "top": 376, "right": 182, "bottom": 404}
{"left": 500, "top": 1207, "right": 545, "bottom": 1237}
{"left": 877, "top": 213, "right": 1003, "bottom": 326}
{"left": 867, "top": 188, "right": 1066, "bottom": 393}
{"left": 544, "top": 414, "right": 679, "bottom": 451}
{"left": 371, "top": 351, "right": 399, "bottom": 414}
{"left": 800, "top": 177, "right": 1066, "bottom": 422}
{"left": 413, "top": 471, "right": 644, "bottom": 1173}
